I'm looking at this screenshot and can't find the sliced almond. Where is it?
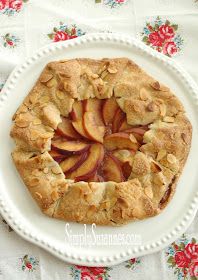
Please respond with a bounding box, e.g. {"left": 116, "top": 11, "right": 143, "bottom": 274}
{"left": 20, "top": 104, "right": 28, "bottom": 113}
{"left": 43, "top": 167, "right": 49, "bottom": 174}
{"left": 31, "top": 169, "right": 40, "bottom": 177}
{"left": 39, "top": 95, "right": 50, "bottom": 103}
{"left": 15, "top": 119, "right": 29, "bottom": 128}
{"left": 100, "top": 70, "right": 108, "bottom": 79}
{"left": 35, "top": 192, "right": 42, "bottom": 199}
{"left": 144, "top": 186, "right": 153, "bottom": 199}
{"left": 181, "top": 133, "right": 188, "bottom": 144}
{"left": 29, "top": 178, "right": 40, "bottom": 187}
{"left": 51, "top": 191, "right": 59, "bottom": 201}
{"left": 91, "top": 73, "right": 99, "bottom": 79}
{"left": 150, "top": 81, "right": 160, "bottom": 90}
{"left": 30, "top": 130, "right": 40, "bottom": 141}
{"left": 140, "top": 88, "right": 150, "bottom": 101}
{"left": 56, "top": 90, "right": 65, "bottom": 100}
{"left": 159, "top": 103, "right": 166, "bottom": 117}
{"left": 107, "top": 67, "right": 118, "bottom": 74}
{"left": 167, "top": 154, "right": 177, "bottom": 164}
{"left": 46, "top": 78, "right": 57, "bottom": 88}
{"left": 129, "top": 133, "right": 137, "bottom": 143}
{"left": 29, "top": 94, "right": 37, "bottom": 104}
{"left": 98, "top": 78, "right": 104, "bottom": 85}
{"left": 33, "top": 118, "right": 42, "bottom": 125}
{"left": 147, "top": 102, "right": 156, "bottom": 112}
{"left": 51, "top": 166, "right": 61, "bottom": 174}
{"left": 163, "top": 116, "right": 175, "bottom": 123}
{"left": 157, "top": 150, "right": 167, "bottom": 161}
{"left": 40, "top": 73, "right": 53, "bottom": 84}
{"left": 41, "top": 132, "right": 53, "bottom": 139}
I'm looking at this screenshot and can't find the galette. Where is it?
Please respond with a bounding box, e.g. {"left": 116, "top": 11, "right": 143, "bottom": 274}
{"left": 10, "top": 58, "right": 192, "bottom": 225}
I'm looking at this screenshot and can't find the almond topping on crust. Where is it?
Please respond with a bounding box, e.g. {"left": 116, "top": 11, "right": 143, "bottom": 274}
{"left": 167, "top": 153, "right": 177, "bottom": 164}
{"left": 29, "top": 178, "right": 40, "bottom": 187}
{"left": 157, "top": 150, "right": 167, "bottom": 161}
{"left": 41, "top": 132, "right": 53, "bottom": 139}
{"left": 51, "top": 191, "right": 59, "bottom": 201}
{"left": 129, "top": 133, "right": 137, "bottom": 143}
{"left": 107, "top": 67, "right": 118, "bottom": 74}
{"left": 140, "top": 88, "right": 150, "bottom": 100}
{"left": 150, "top": 81, "right": 160, "bottom": 90}
{"left": 40, "top": 73, "right": 53, "bottom": 84}
{"left": 33, "top": 118, "right": 42, "bottom": 125}
{"left": 159, "top": 103, "right": 166, "bottom": 117}
{"left": 15, "top": 119, "right": 30, "bottom": 128}
{"left": 43, "top": 167, "right": 49, "bottom": 174}
{"left": 147, "top": 101, "right": 157, "bottom": 112}
{"left": 144, "top": 186, "right": 153, "bottom": 199}
{"left": 30, "top": 130, "right": 40, "bottom": 141}
{"left": 35, "top": 192, "right": 42, "bottom": 199}
{"left": 91, "top": 73, "right": 99, "bottom": 79}
{"left": 51, "top": 166, "right": 61, "bottom": 174}
{"left": 181, "top": 133, "right": 188, "bottom": 144}
{"left": 163, "top": 116, "right": 175, "bottom": 123}
{"left": 46, "top": 78, "right": 57, "bottom": 88}
{"left": 39, "top": 96, "right": 50, "bottom": 103}
{"left": 56, "top": 90, "right": 65, "bottom": 100}
{"left": 31, "top": 169, "right": 40, "bottom": 176}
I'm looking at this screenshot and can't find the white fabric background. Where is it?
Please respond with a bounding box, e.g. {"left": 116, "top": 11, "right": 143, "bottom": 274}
{"left": 0, "top": 1, "right": 198, "bottom": 279}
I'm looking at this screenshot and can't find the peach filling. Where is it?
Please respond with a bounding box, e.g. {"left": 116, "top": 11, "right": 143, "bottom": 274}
{"left": 49, "top": 98, "right": 149, "bottom": 183}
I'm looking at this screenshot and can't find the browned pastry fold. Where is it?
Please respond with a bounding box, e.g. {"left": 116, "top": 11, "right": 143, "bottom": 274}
{"left": 10, "top": 58, "right": 192, "bottom": 225}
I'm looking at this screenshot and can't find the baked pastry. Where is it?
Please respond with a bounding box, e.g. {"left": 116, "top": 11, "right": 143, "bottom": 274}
{"left": 10, "top": 58, "right": 192, "bottom": 225}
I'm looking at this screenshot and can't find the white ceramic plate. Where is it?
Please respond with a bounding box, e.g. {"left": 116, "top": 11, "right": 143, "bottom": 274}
{"left": 0, "top": 33, "right": 198, "bottom": 267}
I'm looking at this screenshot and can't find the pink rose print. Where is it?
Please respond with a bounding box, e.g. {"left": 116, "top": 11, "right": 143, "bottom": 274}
{"left": 0, "top": 0, "right": 28, "bottom": 16}
{"left": 53, "top": 31, "right": 70, "bottom": 42}
{"left": 125, "top": 257, "right": 141, "bottom": 269}
{"left": 189, "top": 262, "right": 198, "bottom": 277}
{"left": 158, "top": 24, "right": 175, "bottom": 40}
{"left": 81, "top": 271, "right": 94, "bottom": 280}
{"left": 185, "top": 243, "right": 198, "bottom": 261}
{"left": 148, "top": 31, "right": 163, "bottom": 47}
{"left": 20, "top": 254, "right": 39, "bottom": 272}
{"left": 70, "top": 265, "right": 111, "bottom": 279}
{"left": 48, "top": 22, "right": 85, "bottom": 43}
{"left": 141, "top": 16, "right": 183, "bottom": 57}
{"left": 9, "top": 0, "right": 22, "bottom": 11}
{"left": 174, "top": 251, "right": 190, "bottom": 268}
{"left": 166, "top": 235, "right": 198, "bottom": 279}
{"left": 2, "top": 33, "right": 20, "bottom": 48}
{"left": 0, "top": 0, "right": 6, "bottom": 10}
{"left": 163, "top": 41, "right": 177, "bottom": 56}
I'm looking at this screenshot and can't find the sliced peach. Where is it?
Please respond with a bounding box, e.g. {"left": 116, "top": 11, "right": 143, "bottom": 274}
{"left": 57, "top": 117, "right": 81, "bottom": 140}
{"left": 122, "top": 162, "right": 132, "bottom": 179}
{"left": 119, "top": 119, "right": 131, "bottom": 131}
{"left": 72, "top": 119, "right": 91, "bottom": 140}
{"left": 104, "top": 132, "right": 140, "bottom": 151}
{"left": 68, "top": 143, "right": 104, "bottom": 181}
{"left": 112, "top": 108, "right": 126, "bottom": 133}
{"left": 102, "top": 98, "right": 119, "bottom": 125}
{"left": 70, "top": 101, "right": 83, "bottom": 121}
{"left": 60, "top": 152, "right": 88, "bottom": 174}
{"left": 51, "top": 140, "right": 90, "bottom": 155}
{"left": 103, "top": 154, "right": 124, "bottom": 183}
{"left": 49, "top": 150, "right": 66, "bottom": 163}
{"left": 83, "top": 98, "right": 104, "bottom": 126}
{"left": 83, "top": 112, "right": 105, "bottom": 143}
{"left": 124, "top": 126, "right": 149, "bottom": 136}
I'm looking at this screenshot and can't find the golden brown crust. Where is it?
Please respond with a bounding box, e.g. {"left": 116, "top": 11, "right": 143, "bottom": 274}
{"left": 10, "top": 58, "right": 192, "bottom": 225}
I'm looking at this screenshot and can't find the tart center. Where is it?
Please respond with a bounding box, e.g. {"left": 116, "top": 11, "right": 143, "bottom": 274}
{"left": 50, "top": 97, "right": 148, "bottom": 182}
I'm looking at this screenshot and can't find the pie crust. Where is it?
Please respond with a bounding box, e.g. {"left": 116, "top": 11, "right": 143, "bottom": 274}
{"left": 10, "top": 58, "right": 192, "bottom": 225}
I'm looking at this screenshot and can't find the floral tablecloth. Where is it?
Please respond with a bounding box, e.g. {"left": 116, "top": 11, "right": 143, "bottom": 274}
{"left": 0, "top": 0, "right": 198, "bottom": 279}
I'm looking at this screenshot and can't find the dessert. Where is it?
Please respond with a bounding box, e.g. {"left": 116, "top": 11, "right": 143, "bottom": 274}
{"left": 10, "top": 58, "right": 192, "bottom": 225}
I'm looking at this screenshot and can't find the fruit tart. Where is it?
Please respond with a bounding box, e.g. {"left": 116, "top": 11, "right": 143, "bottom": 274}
{"left": 10, "top": 58, "right": 192, "bottom": 225}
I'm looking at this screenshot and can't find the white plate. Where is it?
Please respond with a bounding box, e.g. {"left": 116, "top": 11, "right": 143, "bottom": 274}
{"left": 0, "top": 33, "right": 198, "bottom": 267}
